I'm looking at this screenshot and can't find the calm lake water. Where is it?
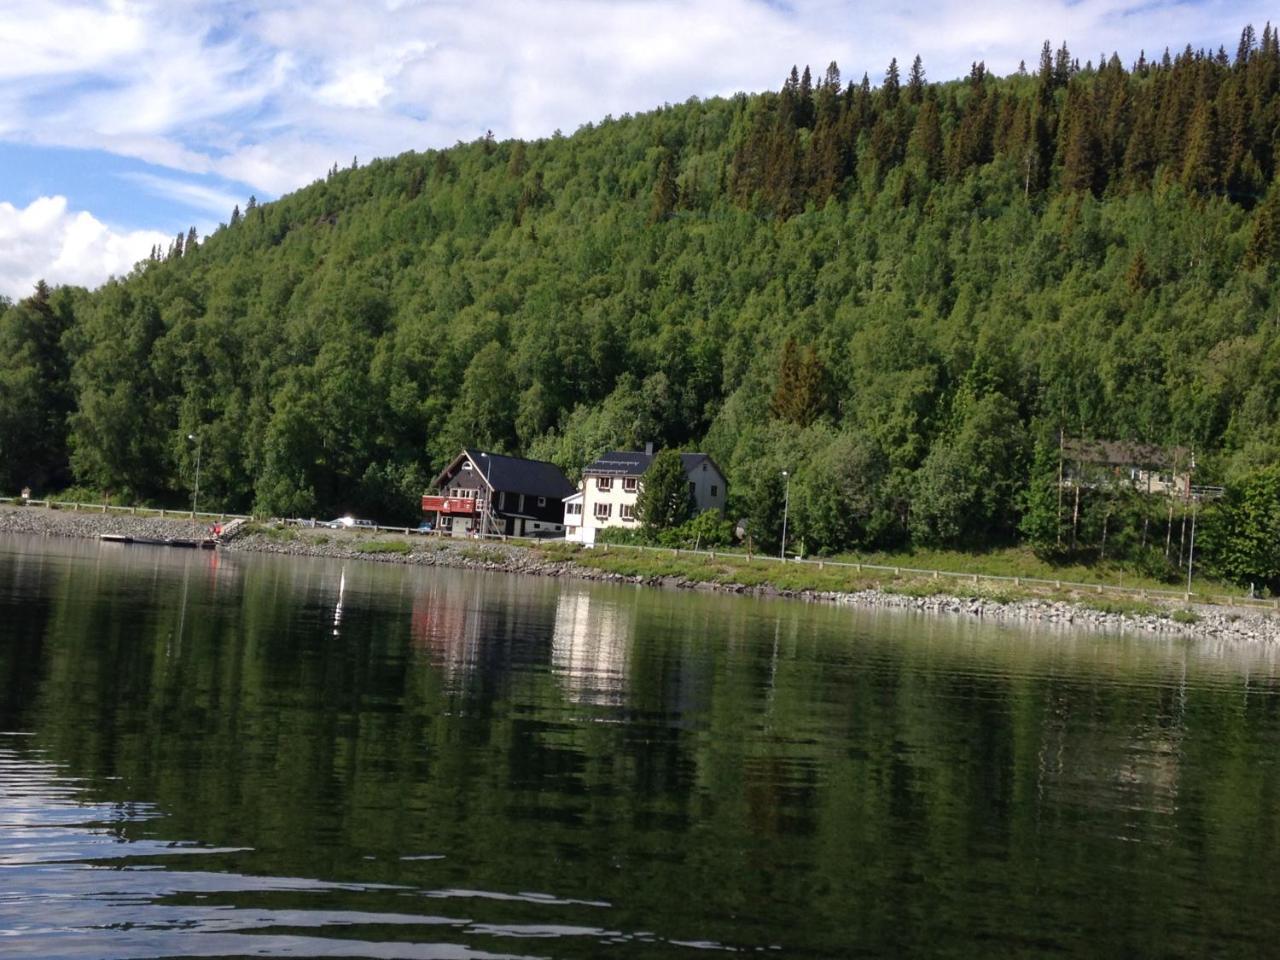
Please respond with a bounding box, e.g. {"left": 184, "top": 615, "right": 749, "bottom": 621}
{"left": 3, "top": 534, "right": 1280, "bottom": 959}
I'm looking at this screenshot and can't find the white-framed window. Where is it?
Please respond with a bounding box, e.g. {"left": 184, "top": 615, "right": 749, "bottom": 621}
{"left": 596, "top": 476, "right": 613, "bottom": 491}
{"left": 623, "top": 477, "right": 638, "bottom": 492}
{"left": 462, "top": 461, "right": 473, "bottom": 471}
{"left": 620, "top": 504, "right": 635, "bottom": 521}
{"left": 537, "top": 496, "right": 546, "bottom": 507}
{"left": 567, "top": 502, "right": 582, "bottom": 516}
{"left": 594, "top": 502, "right": 612, "bottom": 520}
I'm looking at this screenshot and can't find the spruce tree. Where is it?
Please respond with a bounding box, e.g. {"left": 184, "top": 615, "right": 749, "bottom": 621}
{"left": 648, "top": 149, "right": 677, "bottom": 224}
{"left": 883, "top": 58, "right": 900, "bottom": 106}
{"left": 907, "top": 55, "right": 926, "bottom": 103}
{"left": 636, "top": 448, "right": 693, "bottom": 530}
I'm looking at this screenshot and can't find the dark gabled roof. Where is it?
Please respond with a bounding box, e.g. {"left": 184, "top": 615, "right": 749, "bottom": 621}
{"left": 583, "top": 450, "right": 724, "bottom": 480}
{"left": 434, "top": 449, "right": 575, "bottom": 499}
{"left": 1062, "top": 438, "right": 1191, "bottom": 470}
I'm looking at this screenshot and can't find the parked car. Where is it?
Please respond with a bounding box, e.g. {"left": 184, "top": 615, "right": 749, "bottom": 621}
{"left": 415, "top": 521, "right": 433, "bottom": 533}
{"left": 324, "top": 516, "right": 376, "bottom": 530}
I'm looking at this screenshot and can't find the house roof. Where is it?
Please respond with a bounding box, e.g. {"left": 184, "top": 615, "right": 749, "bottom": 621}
{"left": 583, "top": 450, "right": 723, "bottom": 480}
{"left": 433, "top": 449, "right": 575, "bottom": 499}
{"left": 1062, "top": 438, "right": 1191, "bottom": 470}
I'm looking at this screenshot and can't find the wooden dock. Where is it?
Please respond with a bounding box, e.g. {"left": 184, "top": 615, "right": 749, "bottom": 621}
{"left": 99, "top": 534, "right": 216, "bottom": 550}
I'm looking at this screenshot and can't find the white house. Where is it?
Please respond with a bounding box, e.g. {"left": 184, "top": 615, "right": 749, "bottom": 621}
{"left": 565, "top": 447, "right": 727, "bottom": 544}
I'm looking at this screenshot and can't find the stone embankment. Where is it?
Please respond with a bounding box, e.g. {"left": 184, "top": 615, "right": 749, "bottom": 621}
{"left": 5, "top": 505, "right": 1279, "bottom": 644}
{"left": 0, "top": 504, "right": 216, "bottom": 541}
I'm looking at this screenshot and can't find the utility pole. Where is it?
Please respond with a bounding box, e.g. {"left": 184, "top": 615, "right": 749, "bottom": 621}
{"left": 780, "top": 470, "right": 791, "bottom": 561}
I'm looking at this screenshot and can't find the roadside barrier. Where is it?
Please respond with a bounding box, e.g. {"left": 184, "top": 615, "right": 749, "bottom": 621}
{"left": 7, "top": 496, "right": 1269, "bottom": 609}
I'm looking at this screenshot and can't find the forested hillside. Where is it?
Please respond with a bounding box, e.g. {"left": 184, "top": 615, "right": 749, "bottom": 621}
{"left": 6, "top": 27, "right": 1280, "bottom": 582}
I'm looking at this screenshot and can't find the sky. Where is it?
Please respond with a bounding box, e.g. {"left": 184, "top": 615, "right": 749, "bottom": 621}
{"left": 0, "top": 0, "right": 1273, "bottom": 299}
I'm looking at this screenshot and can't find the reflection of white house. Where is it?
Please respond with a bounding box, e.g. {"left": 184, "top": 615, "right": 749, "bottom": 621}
{"left": 551, "top": 589, "right": 634, "bottom": 704}
{"left": 564, "top": 447, "right": 727, "bottom": 544}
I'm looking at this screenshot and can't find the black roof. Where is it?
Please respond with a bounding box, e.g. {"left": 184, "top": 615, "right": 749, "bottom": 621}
{"left": 436, "top": 449, "right": 574, "bottom": 499}
{"left": 583, "top": 451, "right": 717, "bottom": 478}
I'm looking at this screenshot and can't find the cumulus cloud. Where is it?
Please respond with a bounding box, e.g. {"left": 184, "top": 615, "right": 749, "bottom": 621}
{"left": 1, "top": 0, "right": 1276, "bottom": 292}
{"left": 7, "top": 0, "right": 1274, "bottom": 200}
{"left": 0, "top": 196, "right": 169, "bottom": 299}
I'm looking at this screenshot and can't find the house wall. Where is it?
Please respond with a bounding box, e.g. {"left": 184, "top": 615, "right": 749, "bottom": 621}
{"left": 434, "top": 456, "right": 567, "bottom": 536}
{"left": 577, "top": 462, "right": 726, "bottom": 536}
{"left": 687, "top": 460, "right": 726, "bottom": 513}
{"left": 580, "top": 474, "right": 643, "bottom": 533}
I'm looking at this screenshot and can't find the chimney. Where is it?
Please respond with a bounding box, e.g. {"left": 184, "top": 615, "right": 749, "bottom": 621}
{"left": 644, "top": 441, "right": 654, "bottom": 456}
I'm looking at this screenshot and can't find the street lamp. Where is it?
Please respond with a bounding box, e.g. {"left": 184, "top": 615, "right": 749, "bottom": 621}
{"left": 187, "top": 432, "right": 201, "bottom": 537}
{"left": 479, "top": 452, "right": 492, "bottom": 537}
{"left": 780, "top": 469, "right": 791, "bottom": 561}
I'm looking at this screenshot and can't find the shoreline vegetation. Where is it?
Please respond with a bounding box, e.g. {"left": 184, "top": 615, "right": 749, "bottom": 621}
{"left": 3, "top": 504, "right": 1278, "bottom": 644}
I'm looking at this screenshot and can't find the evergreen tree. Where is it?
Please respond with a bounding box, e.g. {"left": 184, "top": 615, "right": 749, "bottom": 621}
{"left": 1180, "top": 100, "right": 1220, "bottom": 193}
{"left": 635, "top": 448, "right": 693, "bottom": 530}
{"left": 907, "top": 55, "right": 926, "bottom": 103}
{"left": 883, "top": 58, "right": 900, "bottom": 106}
{"left": 648, "top": 149, "right": 678, "bottom": 224}
{"left": 1245, "top": 178, "right": 1280, "bottom": 266}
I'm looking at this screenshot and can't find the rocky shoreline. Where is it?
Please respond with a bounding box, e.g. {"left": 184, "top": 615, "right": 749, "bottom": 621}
{"left": 4, "top": 504, "right": 1279, "bottom": 644}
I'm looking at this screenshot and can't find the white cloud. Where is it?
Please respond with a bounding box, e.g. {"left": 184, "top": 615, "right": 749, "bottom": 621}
{"left": 0, "top": 196, "right": 168, "bottom": 299}
{"left": 6, "top": 0, "right": 1276, "bottom": 202}
{"left": 122, "top": 172, "right": 245, "bottom": 220}
{"left": 1, "top": 0, "right": 1277, "bottom": 295}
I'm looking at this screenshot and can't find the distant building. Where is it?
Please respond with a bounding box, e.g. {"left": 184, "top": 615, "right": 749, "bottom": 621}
{"left": 424, "top": 449, "right": 574, "bottom": 537}
{"left": 565, "top": 447, "right": 727, "bottom": 545}
{"left": 1060, "top": 438, "right": 1194, "bottom": 498}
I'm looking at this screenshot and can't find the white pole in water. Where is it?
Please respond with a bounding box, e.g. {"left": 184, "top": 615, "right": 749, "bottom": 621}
{"left": 780, "top": 470, "right": 791, "bottom": 560}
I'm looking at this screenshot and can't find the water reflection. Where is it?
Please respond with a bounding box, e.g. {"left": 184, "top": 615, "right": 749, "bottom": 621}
{"left": 5, "top": 534, "right": 1280, "bottom": 958}
{"left": 551, "top": 589, "right": 634, "bottom": 705}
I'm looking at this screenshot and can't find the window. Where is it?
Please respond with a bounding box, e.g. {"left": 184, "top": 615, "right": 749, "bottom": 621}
{"left": 567, "top": 502, "right": 582, "bottom": 516}
{"left": 702, "top": 463, "right": 707, "bottom": 471}
{"left": 596, "top": 476, "right": 613, "bottom": 491}
{"left": 620, "top": 504, "right": 635, "bottom": 521}
{"left": 537, "top": 496, "right": 546, "bottom": 507}
{"left": 594, "top": 502, "right": 612, "bottom": 520}
{"left": 688, "top": 482, "right": 696, "bottom": 496}
{"left": 710, "top": 484, "right": 718, "bottom": 497}
{"left": 623, "top": 477, "right": 638, "bottom": 492}
{"left": 462, "top": 461, "right": 472, "bottom": 471}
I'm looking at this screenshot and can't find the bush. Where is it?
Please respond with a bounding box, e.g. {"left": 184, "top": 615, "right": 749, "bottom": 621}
{"left": 354, "top": 539, "right": 411, "bottom": 554}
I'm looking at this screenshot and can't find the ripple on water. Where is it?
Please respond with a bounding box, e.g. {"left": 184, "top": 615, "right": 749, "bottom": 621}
{"left": 0, "top": 742, "right": 742, "bottom": 959}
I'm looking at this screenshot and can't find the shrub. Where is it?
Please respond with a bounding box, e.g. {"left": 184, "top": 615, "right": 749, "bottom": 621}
{"left": 354, "top": 539, "right": 411, "bottom": 554}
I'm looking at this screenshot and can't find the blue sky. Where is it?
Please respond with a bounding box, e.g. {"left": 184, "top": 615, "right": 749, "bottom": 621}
{"left": 0, "top": 0, "right": 1273, "bottom": 299}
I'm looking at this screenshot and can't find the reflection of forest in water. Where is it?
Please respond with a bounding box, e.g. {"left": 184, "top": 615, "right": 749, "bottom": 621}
{"left": 5, "top": 533, "right": 1280, "bottom": 957}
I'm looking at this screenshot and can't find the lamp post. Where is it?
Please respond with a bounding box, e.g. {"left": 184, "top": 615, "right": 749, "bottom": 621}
{"left": 480, "top": 452, "right": 492, "bottom": 537}
{"left": 1186, "top": 495, "right": 1198, "bottom": 598}
{"left": 187, "top": 432, "right": 201, "bottom": 537}
{"left": 780, "top": 469, "right": 791, "bottom": 561}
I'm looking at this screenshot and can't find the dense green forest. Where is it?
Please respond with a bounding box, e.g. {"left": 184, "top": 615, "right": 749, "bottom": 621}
{"left": 5, "top": 27, "right": 1280, "bottom": 584}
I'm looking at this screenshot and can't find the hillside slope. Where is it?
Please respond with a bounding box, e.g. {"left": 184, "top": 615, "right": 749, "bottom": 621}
{"left": 4, "top": 28, "right": 1280, "bottom": 578}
